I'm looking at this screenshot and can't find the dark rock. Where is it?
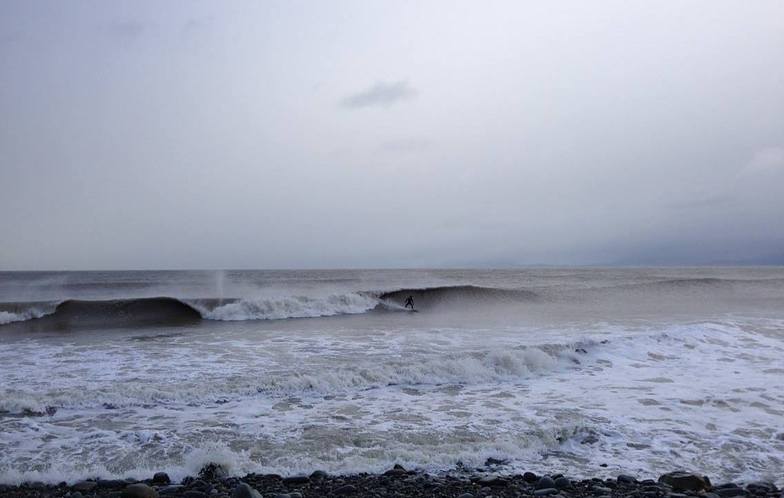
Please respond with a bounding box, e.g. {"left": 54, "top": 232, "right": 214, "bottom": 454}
{"left": 73, "top": 481, "right": 98, "bottom": 492}
{"left": 534, "top": 488, "right": 561, "bottom": 496}
{"left": 746, "top": 482, "right": 777, "bottom": 493}
{"left": 333, "top": 484, "right": 357, "bottom": 495}
{"left": 618, "top": 475, "right": 638, "bottom": 484}
{"left": 715, "top": 488, "right": 746, "bottom": 497}
{"left": 667, "top": 494, "right": 689, "bottom": 498}
{"left": 152, "top": 472, "right": 171, "bottom": 485}
{"left": 199, "top": 463, "right": 228, "bottom": 480}
{"left": 231, "top": 483, "right": 262, "bottom": 498}
{"left": 537, "top": 476, "right": 556, "bottom": 489}
{"left": 477, "top": 476, "right": 508, "bottom": 487}
{"left": 600, "top": 463, "right": 608, "bottom": 467}
{"left": 282, "top": 475, "right": 310, "bottom": 485}
{"left": 159, "top": 485, "right": 185, "bottom": 496}
{"left": 183, "top": 491, "right": 207, "bottom": 498}
{"left": 524, "top": 472, "right": 539, "bottom": 483}
{"left": 310, "top": 470, "right": 328, "bottom": 480}
{"left": 554, "top": 477, "right": 571, "bottom": 489}
{"left": 485, "top": 457, "right": 508, "bottom": 466}
{"left": 592, "top": 486, "right": 613, "bottom": 495}
{"left": 658, "top": 472, "right": 711, "bottom": 492}
{"left": 457, "top": 494, "right": 475, "bottom": 498}
{"left": 122, "top": 483, "right": 159, "bottom": 498}
{"left": 98, "top": 479, "right": 127, "bottom": 489}
{"left": 384, "top": 465, "right": 408, "bottom": 477}
{"left": 190, "top": 479, "right": 210, "bottom": 489}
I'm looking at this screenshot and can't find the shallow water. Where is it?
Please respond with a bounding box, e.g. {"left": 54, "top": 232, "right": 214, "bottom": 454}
{"left": 0, "top": 268, "right": 783, "bottom": 484}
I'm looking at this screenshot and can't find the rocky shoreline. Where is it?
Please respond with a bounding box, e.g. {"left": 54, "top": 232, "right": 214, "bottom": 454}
{"left": 0, "top": 465, "right": 779, "bottom": 498}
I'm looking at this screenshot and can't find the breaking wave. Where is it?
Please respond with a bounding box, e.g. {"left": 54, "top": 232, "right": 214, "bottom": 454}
{"left": 191, "top": 293, "right": 380, "bottom": 321}
{"left": 0, "top": 341, "right": 591, "bottom": 415}
{"left": 0, "top": 285, "right": 541, "bottom": 330}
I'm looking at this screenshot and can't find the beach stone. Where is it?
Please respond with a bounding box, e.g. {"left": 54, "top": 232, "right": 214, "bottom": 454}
{"left": 592, "top": 486, "right": 613, "bottom": 495}
{"left": 183, "top": 491, "right": 207, "bottom": 498}
{"left": 283, "top": 475, "right": 310, "bottom": 485}
{"left": 658, "top": 472, "right": 711, "bottom": 492}
{"left": 289, "top": 493, "right": 302, "bottom": 498}
{"left": 524, "top": 472, "right": 539, "bottom": 483}
{"left": 554, "top": 477, "right": 572, "bottom": 489}
{"left": 159, "top": 485, "right": 185, "bottom": 495}
{"left": 70, "top": 493, "right": 85, "bottom": 498}
{"left": 715, "top": 488, "right": 746, "bottom": 497}
{"left": 478, "top": 476, "right": 507, "bottom": 487}
{"left": 152, "top": 472, "right": 171, "bottom": 485}
{"left": 333, "top": 484, "right": 357, "bottom": 495}
{"left": 310, "top": 470, "right": 328, "bottom": 480}
{"left": 199, "top": 463, "right": 228, "bottom": 480}
{"left": 537, "top": 476, "right": 556, "bottom": 489}
{"left": 746, "top": 482, "right": 777, "bottom": 493}
{"left": 384, "top": 465, "right": 408, "bottom": 476}
{"left": 190, "top": 479, "right": 210, "bottom": 489}
{"left": 618, "top": 475, "right": 638, "bottom": 484}
{"left": 73, "top": 481, "right": 98, "bottom": 492}
{"left": 122, "top": 483, "right": 159, "bottom": 498}
{"left": 485, "top": 457, "right": 508, "bottom": 466}
{"left": 231, "top": 482, "right": 263, "bottom": 498}
{"left": 457, "top": 494, "right": 475, "bottom": 498}
{"left": 98, "top": 479, "right": 127, "bottom": 489}
{"left": 535, "top": 488, "right": 561, "bottom": 496}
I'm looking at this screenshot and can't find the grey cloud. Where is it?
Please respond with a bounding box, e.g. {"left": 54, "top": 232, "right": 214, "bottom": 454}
{"left": 2, "top": 1, "right": 784, "bottom": 269}
{"left": 340, "top": 81, "right": 416, "bottom": 109}
{"left": 378, "top": 138, "right": 432, "bottom": 153}
{"left": 107, "top": 20, "right": 145, "bottom": 38}
{"left": 668, "top": 194, "right": 735, "bottom": 210}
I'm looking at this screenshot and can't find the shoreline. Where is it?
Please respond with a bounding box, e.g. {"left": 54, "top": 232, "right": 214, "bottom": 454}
{"left": 0, "top": 465, "right": 778, "bottom": 498}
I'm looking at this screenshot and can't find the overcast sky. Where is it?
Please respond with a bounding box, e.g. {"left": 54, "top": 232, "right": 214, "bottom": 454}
{"left": 1, "top": 1, "right": 783, "bottom": 269}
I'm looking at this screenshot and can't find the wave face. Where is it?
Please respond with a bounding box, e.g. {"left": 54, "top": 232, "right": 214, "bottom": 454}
{"left": 378, "top": 285, "right": 538, "bottom": 309}
{"left": 0, "top": 298, "right": 202, "bottom": 331}
{"left": 0, "top": 285, "right": 542, "bottom": 330}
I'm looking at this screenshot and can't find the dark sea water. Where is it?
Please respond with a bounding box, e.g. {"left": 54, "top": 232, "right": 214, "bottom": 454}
{"left": 1, "top": 268, "right": 783, "bottom": 484}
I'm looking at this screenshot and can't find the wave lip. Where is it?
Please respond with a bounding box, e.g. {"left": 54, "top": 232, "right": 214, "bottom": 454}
{"left": 193, "top": 293, "right": 380, "bottom": 321}
{"left": 379, "top": 285, "right": 538, "bottom": 309}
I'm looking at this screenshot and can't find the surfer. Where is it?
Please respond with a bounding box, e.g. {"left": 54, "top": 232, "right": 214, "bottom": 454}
{"left": 404, "top": 295, "right": 415, "bottom": 310}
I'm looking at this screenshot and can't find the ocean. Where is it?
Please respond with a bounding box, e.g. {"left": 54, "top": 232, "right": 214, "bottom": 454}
{"left": 0, "top": 268, "right": 782, "bottom": 485}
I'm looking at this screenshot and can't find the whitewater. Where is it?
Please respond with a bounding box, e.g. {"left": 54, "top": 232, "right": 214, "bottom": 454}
{"left": 0, "top": 269, "right": 782, "bottom": 485}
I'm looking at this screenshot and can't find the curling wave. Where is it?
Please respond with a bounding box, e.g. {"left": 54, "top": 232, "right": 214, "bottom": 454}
{"left": 0, "top": 285, "right": 541, "bottom": 330}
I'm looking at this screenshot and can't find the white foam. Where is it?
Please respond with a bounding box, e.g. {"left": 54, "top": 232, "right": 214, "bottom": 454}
{"left": 0, "top": 307, "right": 50, "bottom": 325}
{"left": 194, "top": 293, "right": 380, "bottom": 321}
{"left": 1, "top": 318, "right": 783, "bottom": 485}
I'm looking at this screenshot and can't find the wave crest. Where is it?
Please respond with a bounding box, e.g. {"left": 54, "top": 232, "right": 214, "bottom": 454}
{"left": 194, "top": 293, "right": 380, "bottom": 321}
